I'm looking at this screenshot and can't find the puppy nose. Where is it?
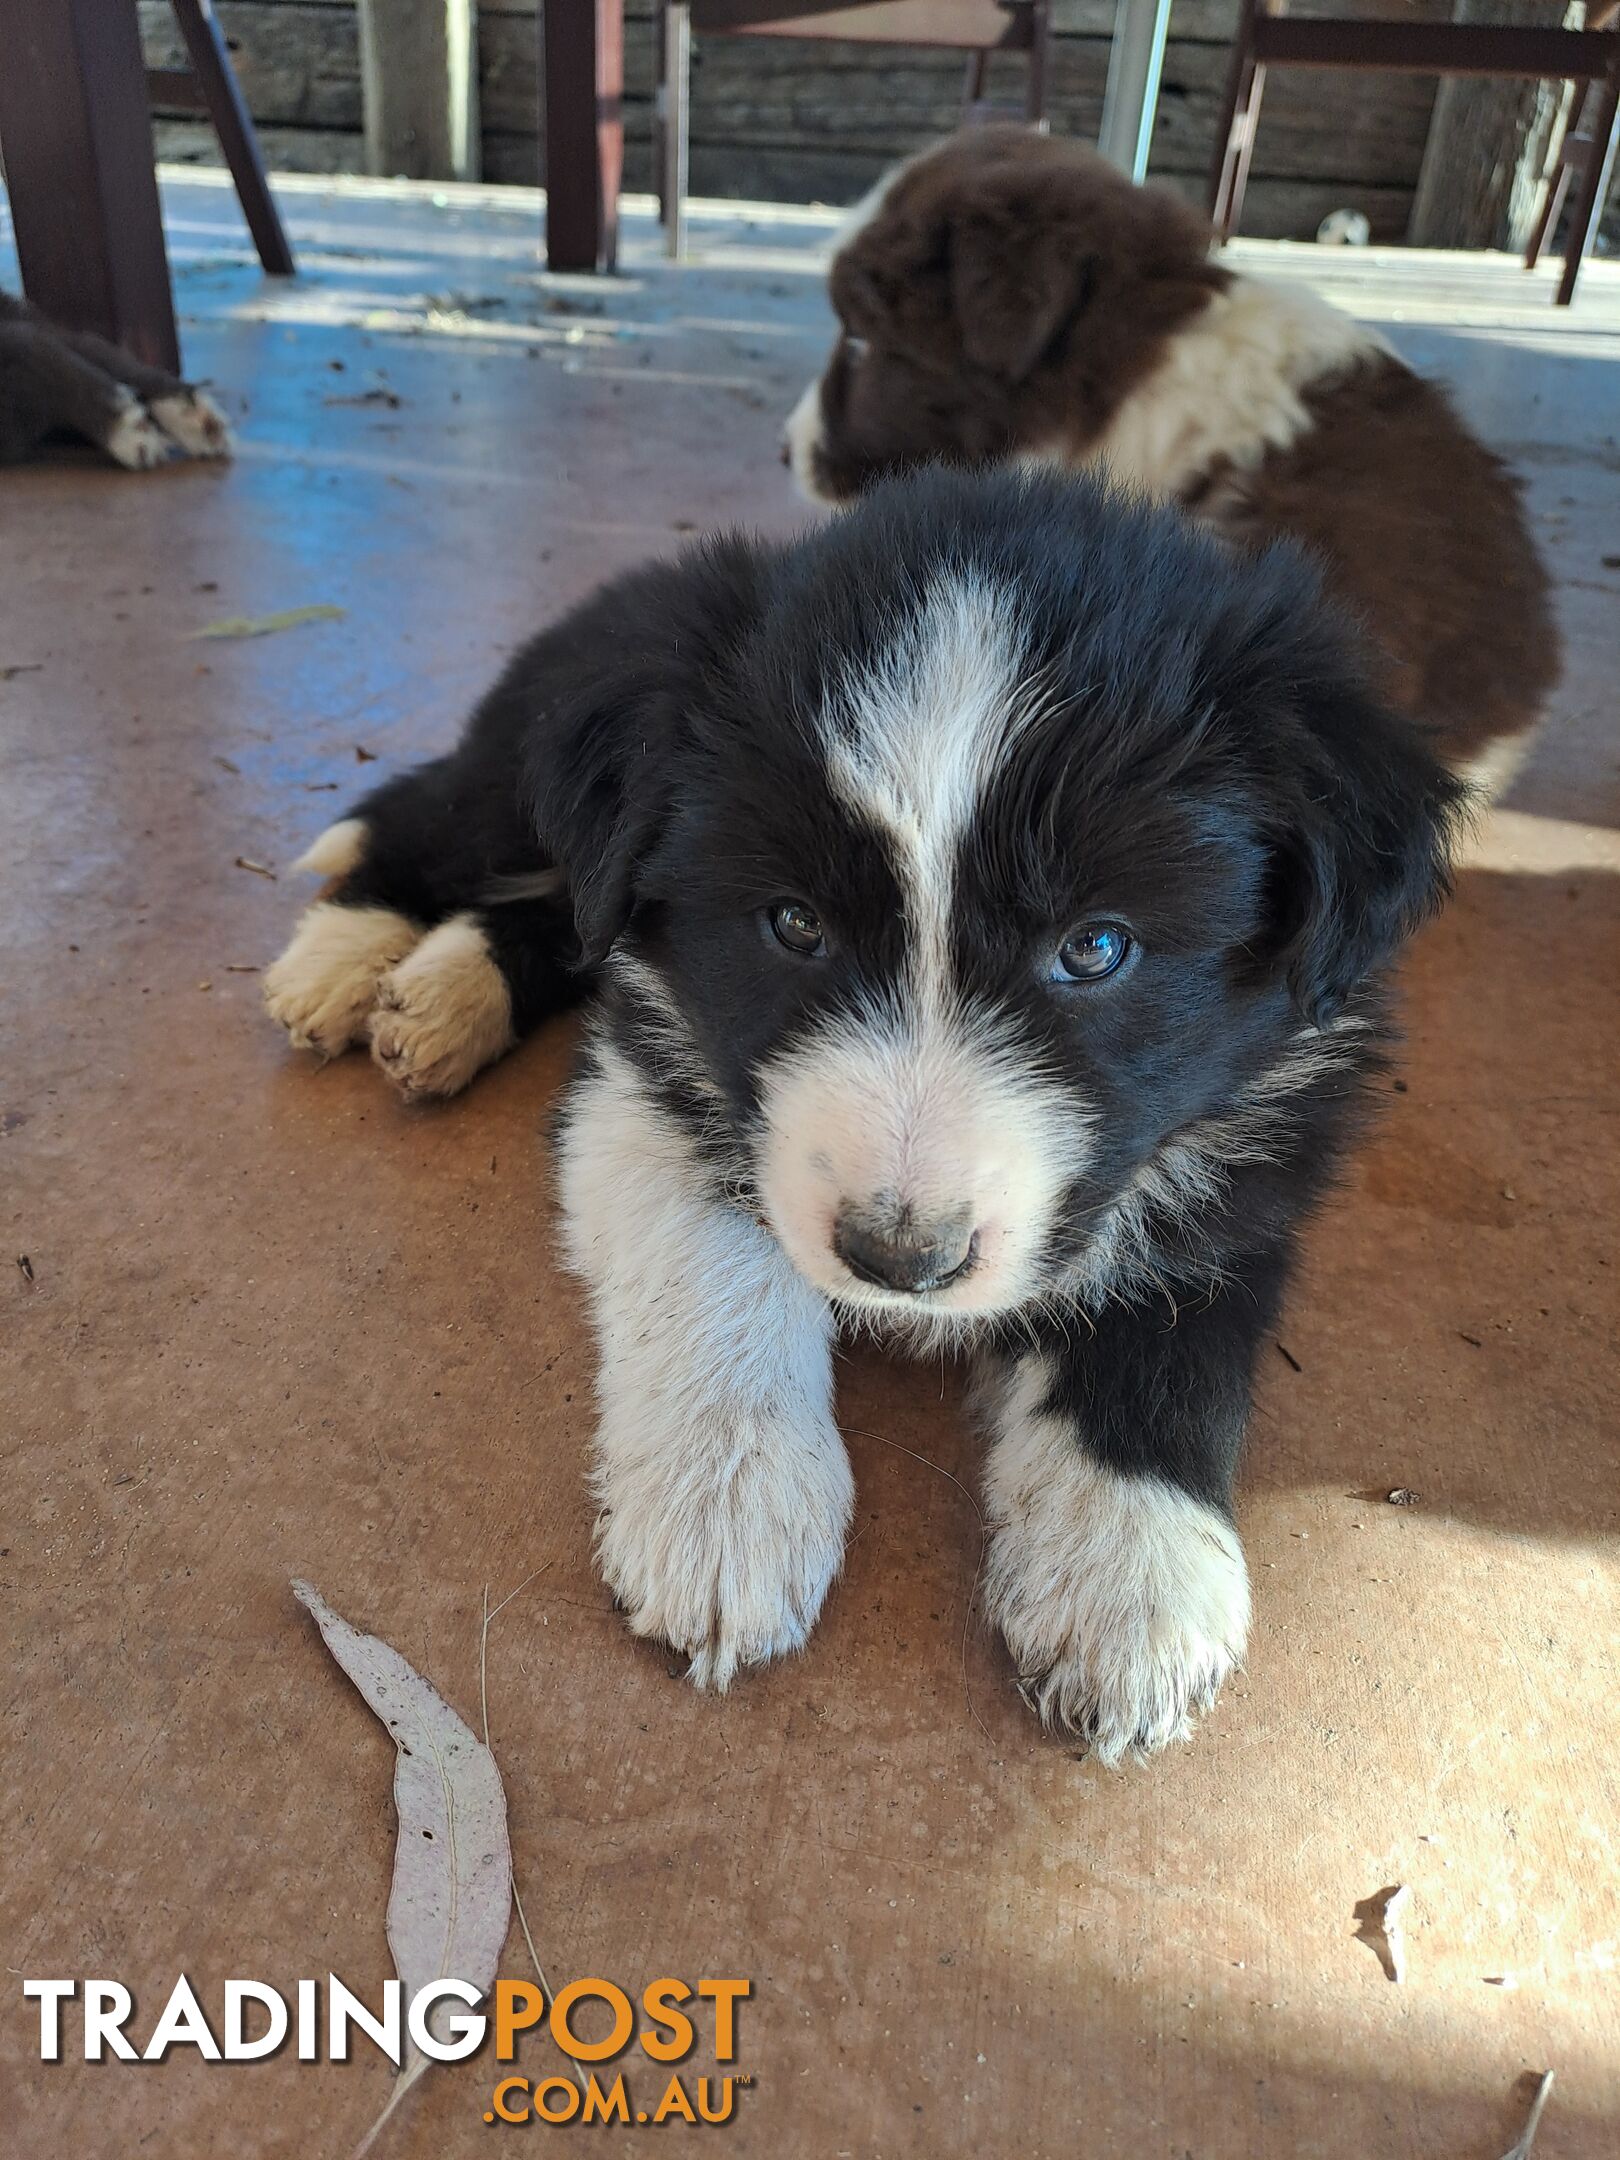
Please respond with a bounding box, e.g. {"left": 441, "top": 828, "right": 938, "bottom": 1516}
{"left": 778, "top": 438, "right": 791, "bottom": 467}
{"left": 833, "top": 1208, "right": 976, "bottom": 1294}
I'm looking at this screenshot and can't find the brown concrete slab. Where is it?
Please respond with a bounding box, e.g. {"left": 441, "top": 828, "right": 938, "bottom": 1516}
{"left": 2, "top": 178, "right": 1617, "bottom": 2158}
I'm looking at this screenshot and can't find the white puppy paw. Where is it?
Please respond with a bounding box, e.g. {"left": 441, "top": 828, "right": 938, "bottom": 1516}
{"left": 150, "top": 388, "right": 233, "bottom": 459}
{"left": 596, "top": 1408, "right": 854, "bottom": 1692}
{"left": 263, "top": 901, "right": 421, "bottom": 1059}
{"left": 370, "top": 914, "right": 514, "bottom": 1101}
{"left": 104, "top": 393, "right": 174, "bottom": 471}
{"left": 984, "top": 1420, "right": 1249, "bottom": 1765}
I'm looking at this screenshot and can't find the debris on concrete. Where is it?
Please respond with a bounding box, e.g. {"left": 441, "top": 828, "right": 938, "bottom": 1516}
{"left": 1354, "top": 1882, "right": 1411, "bottom": 1981}
{"left": 191, "top": 605, "right": 347, "bottom": 641}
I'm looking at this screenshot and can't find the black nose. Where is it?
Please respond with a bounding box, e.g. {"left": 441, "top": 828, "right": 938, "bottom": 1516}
{"left": 833, "top": 1209, "right": 976, "bottom": 1294}
{"left": 779, "top": 440, "right": 791, "bottom": 467}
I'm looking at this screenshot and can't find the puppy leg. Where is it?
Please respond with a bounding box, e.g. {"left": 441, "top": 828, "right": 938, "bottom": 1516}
{"left": 267, "top": 756, "right": 579, "bottom": 1090}
{"left": 370, "top": 891, "right": 582, "bottom": 1100}
{"left": 263, "top": 815, "right": 422, "bottom": 1058}
{"left": 0, "top": 322, "right": 170, "bottom": 469}
{"left": 979, "top": 1289, "right": 1268, "bottom": 1764}
{"left": 560, "top": 1040, "right": 853, "bottom": 1690}
{"left": 58, "top": 324, "right": 231, "bottom": 459}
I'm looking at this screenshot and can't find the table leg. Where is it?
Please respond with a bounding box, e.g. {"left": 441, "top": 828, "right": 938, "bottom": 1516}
{"left": 0, "top": 0, "right": 180, "bottom": 371}
{"left": 542, "top": 0, "right": 625, "bottom": 273}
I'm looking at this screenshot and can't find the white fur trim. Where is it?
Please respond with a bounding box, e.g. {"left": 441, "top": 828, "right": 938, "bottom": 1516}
{"left": 263, "top": 900, "right": 420, "bottom": 1058}
{"left": 754, "top": 575, "right": 1093, "bottom": 1325}
{"left": 784, "top": 374, "right": 830, "bottom": 504}
{"left": 103, "top": 391, "right": 173, "bottom": 471}
{"left": 150, "top": 389, "right": 233, "bottom": 459}
{"left": 1083, "top": 274, "right": 1387, "bottom": 501}
{"left": 559, "top": 1040, "right": 853, "bottom": 1690}
{"left": 981, "top": 1360, "right": 1250, "bottom": 1764}
{"left": 292, "top": 817, "right": 368, "bottom": 880}
{"left": 370, "top": 913, "right": 515, "bottom": 1100}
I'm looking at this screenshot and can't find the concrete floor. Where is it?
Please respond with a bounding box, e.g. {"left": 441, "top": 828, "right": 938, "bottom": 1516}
{"left": 2, "top": 173, "right": 1618, "bottom": 2158}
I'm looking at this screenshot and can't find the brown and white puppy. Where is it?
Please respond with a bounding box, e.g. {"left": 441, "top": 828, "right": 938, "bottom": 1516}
{"left": 786, "top": 128, "right": 1559, "bottom": 783}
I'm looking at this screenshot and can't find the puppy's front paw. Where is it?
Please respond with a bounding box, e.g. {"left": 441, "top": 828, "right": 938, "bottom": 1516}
{"left": 104, "top": 392, "right": 174, "bottom": 471}
{"left": 264, "top": 900, "right": 421, "bottom": 1059}
{"left": 370, "top": 915, "right": 514, "bottom": 1101}
{"left": 596, "top": 1409, "right": 854, "bottom": 1692}
{"left": 984, "top": 1435, "right": 1249, "bottom": 1765}
{"left": 150, "top": 388, "right": 233, "bottom": 459}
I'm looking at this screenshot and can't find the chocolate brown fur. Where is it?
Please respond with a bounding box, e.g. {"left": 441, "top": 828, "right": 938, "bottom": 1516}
{"left": 793, "top": 129, "right": 1558, "bottom": 772}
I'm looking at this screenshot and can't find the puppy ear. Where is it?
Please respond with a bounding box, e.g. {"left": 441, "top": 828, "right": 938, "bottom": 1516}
{"left": 525, "top": 541, "right": 764, "bottom": 965}
{"left": 1258, "top": 636, "right": 1471, "bottom": 1024}
{"left": 947, "top": 211, "right": 1092, "bottom": 383}
{"left": 829, "top": 215, "right": 952, "bottom": 362}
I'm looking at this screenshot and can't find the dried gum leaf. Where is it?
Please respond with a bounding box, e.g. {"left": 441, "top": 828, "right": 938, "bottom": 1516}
{"left": 292, "top": 1580, "right": 511, "bottom": 2156}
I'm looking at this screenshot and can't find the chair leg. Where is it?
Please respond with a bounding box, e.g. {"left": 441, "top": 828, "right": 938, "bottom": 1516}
{"left": 169, "top": 0, "right": 294, "bottom": 275}
{"left": 1209, "top": 0, "right": 1268, "bottom": 238}
{"left": 1524, "top": 160, "right": 1573, "bottom": 272}
{"left": 664, "top": 4, "right": 690, "bottom": 262}
{"left": 1556, "top": 73, "right": 1620, "bottom": 305}
{"left": 0, "top": 0, "right": 180, "bottom": 370}
{"left": 961, "top": 51, "right": 989, "bottom": 122}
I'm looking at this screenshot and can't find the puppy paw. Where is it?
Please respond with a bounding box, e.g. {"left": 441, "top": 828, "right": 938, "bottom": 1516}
{"left": 104, "top": 392, "right": 174, "bottom": 471}
{"left": 984, "top": 1435, "right": 1249, "bottom": 1765}
{"left": 264, "top": 900, "right": 421, "bottom": 1059}
{"left": 150, "top": 388, "right": 233, "bottom": 460}
{"left": 370, "top": 915, "right": 514, "bottom": 1101}
{"left": 596, "top": 1409, "right": 854, "bottom": 1692}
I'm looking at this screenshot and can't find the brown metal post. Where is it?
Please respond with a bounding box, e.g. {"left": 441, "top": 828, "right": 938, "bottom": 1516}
{"left": 170, "top": 0, "right": 295, "bottom": 274}
{"left": 543, "top": 0, "right": 625, "bottom": 272}
{"left": 0, "top": 0, "right": 181, "bottom": 370}
{"left": 1209, "top": 0, "right": 1268, "bottom": 239}
{"left": 1555, "top": 69, "right": 1620, "bottom": 303}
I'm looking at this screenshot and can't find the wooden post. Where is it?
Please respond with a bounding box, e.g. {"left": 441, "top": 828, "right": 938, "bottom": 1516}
{"left": 542, "top": 0, "right": 624, "bottom": 272}
{"left": 0, "top": 0, "right": 180, "bottom": 370}
{"left": 356, "top": 0, "right": 481, "bottom": 182}
{"left": 1408, "top": 0, "right": 1579, "bottom": 251}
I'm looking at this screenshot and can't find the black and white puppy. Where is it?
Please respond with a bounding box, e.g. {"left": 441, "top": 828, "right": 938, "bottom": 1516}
{"left": 0, "top": 290, "right": 230, "bottom": 468}
{"left": 265, "top": 470, "right": 1465, "bottom": 1761}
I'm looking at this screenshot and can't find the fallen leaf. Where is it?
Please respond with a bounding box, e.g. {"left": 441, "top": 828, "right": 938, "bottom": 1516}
{"left": 1386, "top": 1488, "right": 1420, "bottom": 1507}
{"left": 234, "top": 857, "right": 277, "bottom": 880}
{"left": 292, "top": 1581, "right": 511, "bottom": 2157}
{"left": 1354, "top": 1882, "right": 1410, "bottom": 1982}
{"left": 355, "top": 743, "right": 379, "bottom": 762}
{"left": 190, "top": 605, "right": 347, "bottom": 641}
{"left": 1, "top": 662, "right": 44, "bottom": 681}
{"left": 1498, "top": 2071, "right": 1554, "bottom": 2159}
{"left": 16, "top": 1254, "right": 35, "bottom": 1285}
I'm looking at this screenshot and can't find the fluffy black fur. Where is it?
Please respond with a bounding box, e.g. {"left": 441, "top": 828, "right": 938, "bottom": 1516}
{"left": 280, "top": 469, "right": 1467, "bottom": 1739}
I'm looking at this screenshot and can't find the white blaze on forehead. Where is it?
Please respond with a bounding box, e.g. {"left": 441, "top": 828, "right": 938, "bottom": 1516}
{"left": 753, "top": 573, "right": 1090, "bottom": 1323}
{"left": 819, "top": 570, "right": 1035, "bottom": 1007}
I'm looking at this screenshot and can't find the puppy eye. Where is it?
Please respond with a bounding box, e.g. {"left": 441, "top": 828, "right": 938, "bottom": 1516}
{"left": 766, "top": 900, "right": 827, "bottom": 958}
{"left": 1050, "top": 923, "right": 1133, "bottom": 983}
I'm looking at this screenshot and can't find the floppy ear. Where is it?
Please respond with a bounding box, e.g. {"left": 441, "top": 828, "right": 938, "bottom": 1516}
{"left": 523, "top": 540, "right": 765, "bottom": 964}
{"left": 1257, "top": 634, "right": 1471, "bottom": 1024}
{"left": 829, "top": 215, "right": 953, "bottom": 363}
{"left": 947, "top": 209, "right": 1093, "bottom": 383}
